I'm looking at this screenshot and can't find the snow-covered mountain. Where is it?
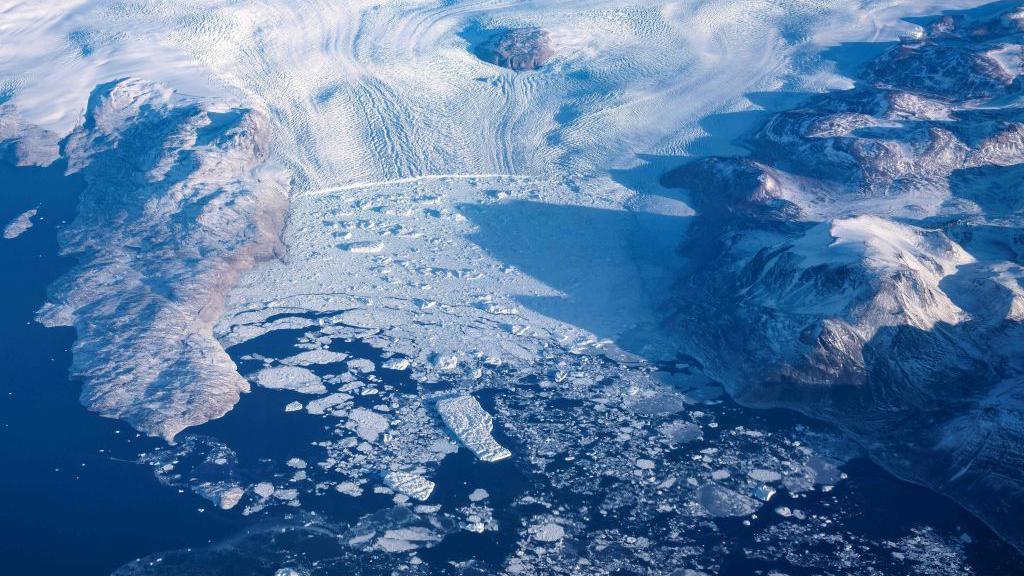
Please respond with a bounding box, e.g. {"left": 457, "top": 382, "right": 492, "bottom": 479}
{"left": 31, "top": 80, "right": 290, "bottom": 441}
{"left": 662, "top": 4, "right": 1024, "bottom": 550}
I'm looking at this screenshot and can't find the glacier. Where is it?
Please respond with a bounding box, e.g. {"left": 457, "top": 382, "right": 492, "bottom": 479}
{"left": 1, "top": 0, "right": 1024, "bottom": 573}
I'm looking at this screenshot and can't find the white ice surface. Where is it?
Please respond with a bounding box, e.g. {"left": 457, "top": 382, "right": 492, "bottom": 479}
{"left": 254, "top": 366, "right": 327, "bottom": 395}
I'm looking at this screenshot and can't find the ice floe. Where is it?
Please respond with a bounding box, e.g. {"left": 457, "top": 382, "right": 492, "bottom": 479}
{"left": 254, "top": 366, "right": 326, "bottom": 395}
{"left": 384, "top": 471, "right": 435, "bottom": 501}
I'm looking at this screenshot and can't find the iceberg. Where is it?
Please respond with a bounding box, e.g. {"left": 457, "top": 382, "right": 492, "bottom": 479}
{"left": 436, "top": 395, "right": 511, "bottom": 462}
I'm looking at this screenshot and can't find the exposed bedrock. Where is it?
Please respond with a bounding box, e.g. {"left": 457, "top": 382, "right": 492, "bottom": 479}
{"left": 4, "top": 79, "right": 291, "bottom": 441}
{"left": 661, "top": 4, "right": 1024, "bottom": 552}
{"left": 471, "top": 27, "right": 553, "bottom": 71}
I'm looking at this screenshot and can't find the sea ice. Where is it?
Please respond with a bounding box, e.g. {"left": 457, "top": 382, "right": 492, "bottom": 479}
{"left": 253, "top": 482, "right": 275, "bottom": 498}
{"left": 346, "top": 359, "right": 376, "bottom": 373}
{"left": 335, "top": 482, "right": 363, "bottom": 497}
{"left": 375, "top": 527, "right": 440, "bottom": 552}
{"left": 382, "top": 357, "right": 410, "bottom": 370}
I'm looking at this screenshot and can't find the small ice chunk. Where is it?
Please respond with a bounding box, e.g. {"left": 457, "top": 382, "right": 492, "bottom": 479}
{"left": 284, "top": 401, "right": 303, "bottom": 412}
{"left": 660, "top": 421, "right": 703, "bottom": 444}
{"left": 286, "top": 458, "right": 307, "bottom": 469}
{"left": 628, "top": 393, "right": 688, "bottom": 415}
{"left": 347, "top": 407, "right": 389, "bottom": 442}
{"left": 254, "top": 366, "right": 326, "bottom": 394}
{"left": 382, "top": 357, "right": 410, "bottom": 370}
{"left": 433, "top": 355, "right": 459, "bottom": 371}
{"left": 468, "top": 488, "right": 489, "bottom": 502}
{"left": 747, "top": 469, "right": 782, "bottom": 483}
{"left": 636, "top": 459, "right": 656, "bottom": 471}
{"left": 530, "top": 522, "right": 565, "bottom": 542}
{"left": 339, "top": 240, "right": 384, "bottom": 253}
{"left": 305, "top": 392, "right": 352, "bottom": 415}
{"left": 347, "top": 358, "right": 376, "bottom": 373}
{"left": 273, "top": 488, "right": 299, "bottom": 500}
{"left": 385, "top": 471, "right": 435, "bottom": 501}
{"left": 282, "top": 349, "right": 348, "bottom": 366}
{"left": 253, "top": 482, "right": 275, "bottom": 498}
{"left": 3, "top": 208, "right": 37, "bottom": 239}
{"left": 436, "top": 395, "right": 511, "bottom": 462}
{"left": 217, "top": 486, "right": 245, "bottom": 510}
{"left": 752, "top": 484, "right": 777, "bottom": 502}
{"left": 336, "top": 481, "right": 363, "bottom": 497}
{"left": 710, "top": 469, "right": 730, "bottom": 481}
{"left": 696, "top": 484, "right": 761, "bottom": 517}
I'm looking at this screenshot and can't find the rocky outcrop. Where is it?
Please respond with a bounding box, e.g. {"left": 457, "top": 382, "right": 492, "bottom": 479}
{"left": 472, "top": 27, "right": 553, "bottom": 71}
{"left": 662, "top": 4, "right": 1024, "bottom": 552}
{"left": 11, "top": 79, "right": 291, "bottom": 441}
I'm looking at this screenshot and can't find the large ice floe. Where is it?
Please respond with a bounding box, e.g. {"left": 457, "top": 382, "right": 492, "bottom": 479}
{"left": 2, "top": 0, "right": 1024, "bottom": 574}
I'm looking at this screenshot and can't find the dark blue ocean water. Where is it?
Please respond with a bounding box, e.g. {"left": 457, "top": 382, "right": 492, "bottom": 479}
{"left": 2, "top": 159, "right": 1024, "bottom": 575}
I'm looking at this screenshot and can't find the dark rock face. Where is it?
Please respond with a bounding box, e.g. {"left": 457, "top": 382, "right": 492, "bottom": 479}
{"left": 662, "top": 4, "right": 1024, "bottom": 553}
{"left": 473, "top": 27, "right": 553, "bottom": 71}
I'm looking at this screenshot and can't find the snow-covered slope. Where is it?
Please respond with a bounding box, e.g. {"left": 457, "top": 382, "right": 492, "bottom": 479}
{"left": 662, "top": 4, "right": 1024, "bottom": 550}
